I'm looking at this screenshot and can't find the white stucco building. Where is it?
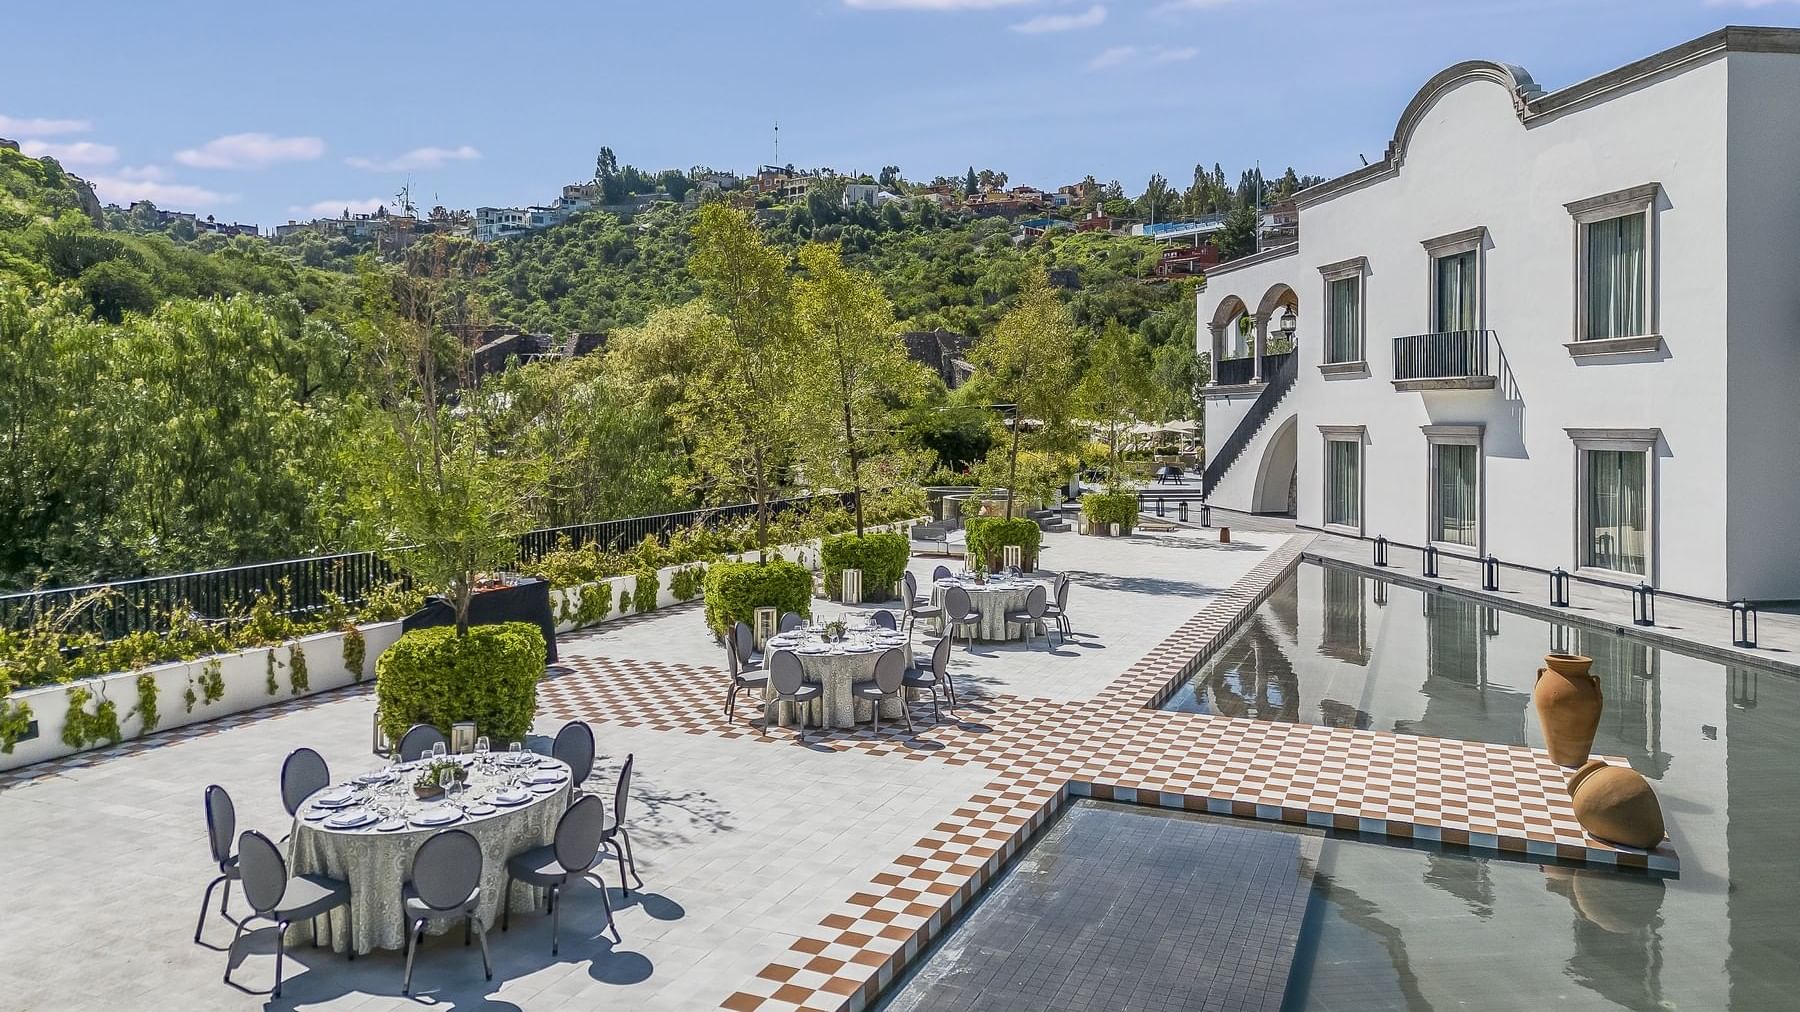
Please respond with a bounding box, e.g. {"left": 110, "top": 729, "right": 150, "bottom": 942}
{"left": 1196, "top": 26, "right": 1800, "bottom": 603}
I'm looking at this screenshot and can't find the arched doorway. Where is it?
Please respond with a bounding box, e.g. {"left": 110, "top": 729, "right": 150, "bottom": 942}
{"left": 1251, "top": 414, "right": 1297, "bottom": 516}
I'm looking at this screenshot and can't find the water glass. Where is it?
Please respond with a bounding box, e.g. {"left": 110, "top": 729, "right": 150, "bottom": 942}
{"left": 508, "top": 741, "right": 522, "bottom": 765}
{"left": 440, "top": 768, "right": 458, "bottom": 804}
{"left": 431, "top": 741, "right": 447, "bottom": 761}
{"left": 475, "top": 736, "right": 490, "bottom": 767}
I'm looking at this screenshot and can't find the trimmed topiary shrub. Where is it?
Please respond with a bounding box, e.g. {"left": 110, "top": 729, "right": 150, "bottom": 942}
{"left": 1081, "top": 491, "right": 1140, "bottom": 535}
{"left": 703, "top": 560, "right": 812, "bottom": 639}
{"left": 964, "top": 516, "right": 1043, "bottom": 571}
{"left": 375, "top": 622, "right": 544, "bottom": 745}
{"left": 821, "top": 532, "right": 910, "bottom": 601}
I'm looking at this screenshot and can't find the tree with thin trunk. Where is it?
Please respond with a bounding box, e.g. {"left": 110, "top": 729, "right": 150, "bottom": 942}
{"left": 966, "top": 270, "right": 1081, "bottom": 519}
{"left": 792, "top": 242, "right": 924, "bottom": 535}
{"left": 1075, "top": 321, "right": 1156, "bottom": 483}
{"left": 682, "top": 204, "right": 800, "bottom": 558}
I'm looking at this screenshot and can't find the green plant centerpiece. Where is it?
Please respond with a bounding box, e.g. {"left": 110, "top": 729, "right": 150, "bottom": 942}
{"left": 1081, "top": 490, "right": 1140, "bottom": 536}
{"left": 413, "top": 758, "right": 467, "bottom": 799}
{"left": 375, "top": 621, "right": 545, "bottom": 747}
{"left": 823, "top": 619, "right": 846, "bottom": 640}
{"left": 821, "top": 531, "right": 909, "bottom": 602}
{"left": 703, "top": 559, "right": 812, "bottom": 640}
{"left": 964, "top": 515, "right": 1043, "bottom": 572}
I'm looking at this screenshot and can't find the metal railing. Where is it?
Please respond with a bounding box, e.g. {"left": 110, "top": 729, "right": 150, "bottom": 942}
{"left": 1203, "top": 351, "right": 1297, "bottom": 497}
{"left": 0, "top": 491, "right": 860, "bottom": 639}
{"left": 1214, "top": 356, "right": 1258, "bottom": 387}
{"left": 1392, "top": 329, "right": 1492, "bottom": 381}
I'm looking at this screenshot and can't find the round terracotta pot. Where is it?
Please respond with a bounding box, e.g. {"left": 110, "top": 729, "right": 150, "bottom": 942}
{"left": 1535, "top": 653, "right": 1602, "bottom": 767}
{"left": 1568, "top": 759, "right": 1666, "bottom": 850}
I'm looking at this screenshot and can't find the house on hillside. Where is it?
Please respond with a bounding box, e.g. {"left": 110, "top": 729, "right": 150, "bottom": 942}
{"left": 1195, "top": 26, "right": 1800, "bottom": 603}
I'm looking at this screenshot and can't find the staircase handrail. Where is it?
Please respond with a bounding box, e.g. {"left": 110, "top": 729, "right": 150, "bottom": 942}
{"left": 1202, "top": 350, "right": 1298, "bottom": 497}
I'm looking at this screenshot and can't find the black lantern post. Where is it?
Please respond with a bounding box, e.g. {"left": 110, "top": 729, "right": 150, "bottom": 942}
{"left": 1422, "top": 545, "right": 1439, "bottom": 578}
{"left": 1481, "top": 555, "right": 1500, "bottom": 592}
{"left": 1373, "top": 536, "right": 1389, "bottom": 567}
{"left": 1732, "top": 600, "right": 1759, "bottom": 648}
{"left": 1632, "top": 583, "right": 1656, "bottom": 627}
{"left": 1550, "top": 567, "right": 1570, "bottom": 608}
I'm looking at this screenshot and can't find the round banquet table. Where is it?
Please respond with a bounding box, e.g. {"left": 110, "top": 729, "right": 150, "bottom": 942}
{"left": 285, "top": 754, "right": 571, "bottom": 954}
{"left": 930, "top": 578, "right": 1044, "bottom": 642}
{"left": 762, "top": 634, "right": 915, "bottom": 729}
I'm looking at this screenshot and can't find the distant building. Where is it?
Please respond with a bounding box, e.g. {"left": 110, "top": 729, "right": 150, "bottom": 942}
{"left": 475, "top": 207, "right": 529, "bottom": 243}
{"left": 1014, "top": 217, "right": 1071, "bottom": 243}
{"left": 842, "top": 183, "right": 880, "bottom": 208}
{"left": 1075, "top": 213, "right": 1119, "bottom": 233}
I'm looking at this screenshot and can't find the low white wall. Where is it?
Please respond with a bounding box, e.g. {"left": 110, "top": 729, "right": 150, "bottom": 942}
{"left": 1, "top": 620, "right": 404, "bottom": 773}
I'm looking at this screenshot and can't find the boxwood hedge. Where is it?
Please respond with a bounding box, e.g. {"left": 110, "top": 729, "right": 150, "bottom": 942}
{"left": 375, "top": 622, "right": 544, "bottom": 745}
{"left": 1081, "top": 491, "right": 1140, "bottom": 535}
{"left": 703, "top": 560, "right": 812, "bottom": 639}
{"left": 821, "top": 531, "right": 910, "bottom": 601}
{"left": 964, "top": 516, "right": 1042, "bottom": 571}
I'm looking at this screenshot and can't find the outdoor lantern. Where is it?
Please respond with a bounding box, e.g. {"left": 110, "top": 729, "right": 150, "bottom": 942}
{"left": 1156, "top": 497, "right": 1166, "bottom": 517}
{"left": 1002, "top": 545, "right": 1023, "bottom": 571}
{"left": 451, "top": 721, "right": 477, "bottom": 755}
{"left": 1178, "top": 501, "right": 1189, "bottom": 522}
{"left": 1633, "top": 583, "right": 1656, "bottom": 627}
{"left": 1732, "top": 599, "right": 1759, "bottom": 648}
{"left": 1422, "top": 545, "right": 1439, "bottom": 578}
{"left": 841, "top": 568, "right": 864, "bottom": 605}
{"left": 1200, "top": 502, "right": 1212, "bottom": 527}
{"left": 1550, "top": 567, "right": 1570, "bottom": 608}
{"left": 1372, "top": 536, "right": 1389, "bottom": 567}
{"left": 1481, "top": 606, "right": 1500, "bottom": 637}
{"left": 753, "top": 606, "right": 779, "bottom": 649}
{"left": 1277, "top": 305, "right": 1297, "bottom": 343}
{"left": 1481, "top": 555, "right": 1501, "bottom": 592}
{"left": 373, "top": 711, "right": 390, "bottom": 757}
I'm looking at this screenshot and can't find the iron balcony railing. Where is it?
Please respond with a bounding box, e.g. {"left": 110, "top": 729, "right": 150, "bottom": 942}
{"left": 0, "top": 491, "right": 860, "bottom": 640}
{"left": 1392, "top": 329, "right": 1493, "bottom": 382}
{"left": 1214, "top": 356, "right": 1258, "bottom": 387}
{"left": 1203, "top": 350, "right": 1298, "bottom": 497}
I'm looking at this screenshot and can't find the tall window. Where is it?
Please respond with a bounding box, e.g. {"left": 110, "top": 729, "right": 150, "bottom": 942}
{"left": 1584, "top": 214, "right": 1646, "bottom": 340}
{"left": 1325, "top": 438, "right": 1361, "bottom": 528}
{"left": 1433, "top": 443, "right": 1479, "bottom": 546}
{"left": 1584, "top": 449, "right": 1648, "bottom": 575}
{"left": 1328, "top": 277, "right": 1360, "bottom": 363}
{"left": 1434, "top": 250, "right": 1478, "bottom": 332}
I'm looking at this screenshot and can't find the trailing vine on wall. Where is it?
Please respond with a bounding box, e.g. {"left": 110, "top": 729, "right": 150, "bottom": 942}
{"left": 0, "top": 699, "right": 32, "bottom": 754}
{"left": 288, "top": 643, "right": 308, "bottom": 695}
{"left": 133, "top": 673, "right": 160, "bottom": 732}
{"left": 343, "top": 626, "right": 366, "bottom": 683}
{"left": 61, "top": 685, "right": 121, "bottom": 750}
{"left": 265, "top": 650, "right": 279, "bottom": 696}
{"left": 199, "top": 658, "right": 224, "bottom": 706}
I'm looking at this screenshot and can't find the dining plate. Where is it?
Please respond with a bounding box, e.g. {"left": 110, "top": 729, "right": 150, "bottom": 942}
{"left": 375, "top": 818, "right": 409, "bottom": 832}
{"left": 313, "top": 791, "right": 358, "bottom": 809}
{"left": 410, "top": 807, "right": 461, "bottom": 827}
{"left": 325, "top": 808, "right": 376, "bottom": 830}
{"left": 844, "top": 645, "right": 874, "bottom": 653}
{"left": 464, "top": 803, "right": 498, "bottom": 816}
{"left": 494, "top": 789, "right": 532, "bottom": 806}
{"left": 796, "top": 646, "right": 828, "bottom": 655}
{"left": 527, "top": 770, "right": 567, "bottom": 786}
{"left": 302, "top": 808, "right": 332, "bottom": 822}
{"left": 353, "top": 771, "right": 394, "bottom": 786}
{"left": 529, "top": 783, "right": 561, "bottom": 794}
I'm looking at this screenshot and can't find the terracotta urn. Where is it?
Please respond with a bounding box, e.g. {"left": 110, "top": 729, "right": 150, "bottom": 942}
{"left": 1568, "top": 760, "right": 1665, "bottom": 850}
{"left": 1535, "top": 653, "right": 1602, "bottom": 766}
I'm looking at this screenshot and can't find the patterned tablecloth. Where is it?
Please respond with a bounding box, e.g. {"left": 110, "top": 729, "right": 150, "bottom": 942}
{"left": 930, "top": 579, "right": 1043, "bottom": 642}
{"left": 286, "top": 754, "right": 571, "bottom": 954}
{"left": 762, "top": 635, "right": 914, "bottom": 729}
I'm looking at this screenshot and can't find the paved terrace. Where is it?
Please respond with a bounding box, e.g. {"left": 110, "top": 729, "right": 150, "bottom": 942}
{"left": 0, "top": 526, "right": 1675, "bottom": 1012}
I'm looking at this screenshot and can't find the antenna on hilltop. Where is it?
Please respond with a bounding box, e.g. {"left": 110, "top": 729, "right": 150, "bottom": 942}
{"left": 773, "top": 121, "right": 780, "bottom": 168}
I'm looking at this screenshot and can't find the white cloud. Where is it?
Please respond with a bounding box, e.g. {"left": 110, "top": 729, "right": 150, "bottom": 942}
{"left": 0, "top": 114, "right": 91, "bottom": 136}
{"left": 1086, "top": 45, "right": 1137, "bottom": 70}
{"left": 174, "top": 132, "right": 325, "bottom": 170}
{"left": 1011, "top": 4, "right": 1105, "bottom": 32}
{"left": 844, "top": 0, "right": 1032, "bottom": 8}
{"left": 345, "top": 144, "right": 482, "bottom": 172}
{"left": 18, "top": 140, "right": 118, "bottom": 167}
{"left": 290, "top": 197, "right": 385, "bottom": 218}
{"left": 89, "top": 174, "right": 233, "bottom": 208}
{"left": 1149, "top": 45, "right": 1199, "bottom": 64}
{"left": 1154, "top": 0, "right": 1251, "bottom": 11}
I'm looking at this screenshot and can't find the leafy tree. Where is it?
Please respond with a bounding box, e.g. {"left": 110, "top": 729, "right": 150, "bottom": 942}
{"left": 792, "top": 242, "right": 923, "bottom": 534}
{"left": 966, "top": 270, "right": 1082, "bottom": 518}
{"left": 660, "top": 169, "right": 694, "bottom": 203}
{"left": 1151, "top": 341, "right": 1206, "bottom": 430}
{"left": 964, "top": 167, "right": 978, "bottom": 196}
{"left": 878, "top": 165, "right": 901, "bottom": 189}
{"left": 1075, "top": 321, "right": 1155, "bottom": 481}
{"left": 1215, "top": 201, "right": 1260, "bottom": 259}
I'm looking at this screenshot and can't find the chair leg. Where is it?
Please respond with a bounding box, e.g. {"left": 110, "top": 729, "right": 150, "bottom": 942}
{"left": 930, "top": 687, "right": 940, "bottom": 724}
{"left": 223, "top": 914, "right": 251, "bottom": 984}
{"left": 610, "top": 837, "right": 631, "bottom": 895}
{"left": 344, "top": 902, "right": 354, "bottom": 961}
{"left": 901, "top": 693, "right": 914, "bottom": 732}
{"left": 871, "top": 700, "right": 880, "bottom": 735}
{"left": 598, "top": 871, "right": 621, "bottom": 943}
{"left": 195, "top": 874, "right": 223, "bottom": 943}
{"left": 464, "top": 914, "right": 472, "bottom": 947}
{"left": 403, "top": 918, "right": 423, "bottom": 995}
{"left": 550, "top": 883, "right": 561, "bottom": 956}
{"left": 619, "top": 827, "right": 644, "bottom": 890}
{"left": 273, "top": 919, "right": 288, "bottom": 999}
{"left": 221, "top": 876, "right": 231, "bottom": 915}
{"left": 503, "top": 873, "right": 514, "bottom": 931}
{"left": 474, "top": 917, "right": 493, "bottom": 980}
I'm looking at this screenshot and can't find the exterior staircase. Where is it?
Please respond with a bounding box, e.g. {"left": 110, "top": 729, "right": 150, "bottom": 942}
{"left": 1202, "top": 350, "right": 1298, "bottom": 498}
{"left": 1027, "top": 506, "right": 1070, "bottom": 533}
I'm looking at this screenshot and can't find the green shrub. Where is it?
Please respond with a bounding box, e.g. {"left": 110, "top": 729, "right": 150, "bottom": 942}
{"left": 133, "top": 672, "right": 159, "bottom": 732}
{"left": 288, "top": 643, "right": 308, "bottom": 695}
{"left": 264, "top": 650, "right": 279, "bottom": 695}
{"left": 0, "top": 698, "right": 32, "bottom": 754}
{"left": 358, "top": 580, "right": 427, "bottom": 622}
{"left": 964, "top": 516, "right": 1043, "bottom": 571}
{"left": 703, "top": 560, "right": 812, "bottom": 639}
{"left": 61, "top": 685, "right": 121, "bottom": 750}
{"left": 670, "top": 564, "right": 706, "bottom": 602}
{"left": 198, "top": 659, "right": 224, "bottom": 706}
{"left": 821, "top": 532, "right": 910, "bottom": 601}
{"left": 633, "top": 568, "right": 659, "bottom": 613}
{"left": 1081, "top": 491, "right": 1140, "bottom": 535}
{"left": 343, "top": 626, "right": 367, "bottom": 682}
{"left": 574, "top": 581, "right": 613, "bottom": 626}
{"left": 374, "top": 622, "right": 544, "bottom": 745}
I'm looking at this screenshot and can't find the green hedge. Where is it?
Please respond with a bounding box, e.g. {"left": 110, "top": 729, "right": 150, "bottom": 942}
{"left": 964, "top": 516, "right": 1042, "bottom": 571}
{"left": 703, "top": 560, "right": 812, "bottom": 639}
{"left": 1081, "top": 491, "right": 1140, "bottom": 535}
{"left": 821, "top": 532, "right": 910, "bottom": 601}
{"left": 375, "top": 622, "right": 544, "bottom": 745}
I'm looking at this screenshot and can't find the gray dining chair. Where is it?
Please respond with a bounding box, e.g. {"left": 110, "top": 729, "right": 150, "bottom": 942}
{"left": 1003, "top": 584, "right": 1051, "bottom": 649}
{"left": 870, "top": 609, "right": 898, "bottom": 631}
{"left": 402, "top": 829, "right": 491, "bottom": 996}
{"left": 553, "top": 721, "right": 596, "bottom": 791}
{"left": 779, "top": 611, "right": 804, "bottom": 633}
{"left": 904, "top": 571, "right": 943, "bottom": 635}
{"left": 766, "top": 651, "right": 822, "bottom": 742}
{"left": 852, "top": 647, "right": 912, "bottom": 734}
{"left": 1042, "top": 575, "right": 1073, "bottom": 643}
{"left": 600, "top": 753, "right": 645, "bottom": 894}
{"left": 195, "top": 784, "right": 241, "bottom": 943}
{"left": 228, "top": 830, "right": 353, "bottom": 998}
{"left": 942, "top": 584, "right": 983, "bottom": 649}
{"left": 732, "top": 620, "right": 761, "bottom": 668}
{"left": 503, "top": 795, "right": 618, "bottom": 954}
{"left": 931, "top": 564, "right": 953, "bottom": 582}
{"left": 903, "top": 634, "right": 955, "bottom": 721}
{"left": 397, "top": 723, "right": 446, "bottom": 762}
{"left": 723, "top": 640, "right": 768, "bottom": 724}
{"left": 280, "top": 747, "right": 330, "bottom": 819}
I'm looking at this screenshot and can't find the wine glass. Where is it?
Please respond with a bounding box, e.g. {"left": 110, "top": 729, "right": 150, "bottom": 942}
{"left": 431, "top": 740, "right": 447, "bottom": 761}
{"left": 508, "top": 741, "right": 523, "bottom": 766}
{"left": 440, "top": 768, "right": 459, "bottom": 808}
{"left": 475, "top": 736, "right": 490, "bottom": 769}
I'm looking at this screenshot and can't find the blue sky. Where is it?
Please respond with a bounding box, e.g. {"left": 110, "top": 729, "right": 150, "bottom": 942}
{"left": 4, "top": 0, "right": 1793, "bottom": 227}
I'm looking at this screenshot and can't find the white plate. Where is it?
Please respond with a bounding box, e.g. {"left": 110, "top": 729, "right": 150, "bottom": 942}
{"left": 844, "top": 645, "right": 874, "bottom": 653}
{"left": 375, "top": 818, "right": 409, "bottom": 832}
{"left": 354, "top": 772, "right": 394, "bottom": 786}
{"left": 314, "top": 792, "right": 358, "bottom": 809}
{"left": 797, "top": 646, "right": 828, "bottom": 655}
{"left": 325, "top": 808, "right": 376, "bottom": 830}
{"left": 528, "top": 771, "right": 567, "bottom": 786}
{"left": 529, "top": 783, "right": 561, "bottom": 794}
{"left": 464, "top": 803, "right": 497, "bottom": 816}
{"left": 410, "top": 807, "right": 461, "bottom": 827}
{"left": 494, "top": 789, "right": 532, "bottom": 806}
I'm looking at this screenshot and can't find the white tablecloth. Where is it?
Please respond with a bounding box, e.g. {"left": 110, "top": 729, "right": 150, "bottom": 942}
{"left": 762, "top": 638, "right": 914, "bottom": 728}
{"left": 286, "top": 755, "right": 571, "bottom": 954}
{"left": 930, "top": 579, "right": 1042, "bottom": 641}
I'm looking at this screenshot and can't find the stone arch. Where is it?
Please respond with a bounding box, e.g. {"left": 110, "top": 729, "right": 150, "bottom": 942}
{"left": 1208, "top": 293, "right": 1252, "bottom": 367}
{"left": 1251, "top": 413, "right": 1298, "bottom": 515}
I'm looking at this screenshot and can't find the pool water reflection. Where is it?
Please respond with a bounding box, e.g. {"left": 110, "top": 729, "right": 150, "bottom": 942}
{"left": 1161, "top": 561, "right": 1800, "bottom": 1011}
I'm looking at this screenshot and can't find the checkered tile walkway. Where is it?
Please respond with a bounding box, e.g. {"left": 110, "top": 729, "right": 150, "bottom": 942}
{"left": 529, "top": 533, "right": 1680, "bottom": 1011}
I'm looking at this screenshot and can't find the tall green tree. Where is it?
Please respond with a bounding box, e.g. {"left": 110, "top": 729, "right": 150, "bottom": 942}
{"left": 966, "top": 270, "right": 1082, "bottom": 518}
{"left": 792, "top": 242, "right": 923, "bottom": 535}
{"left": 1075, "top": 321, "right": 1156, "bottom": 482}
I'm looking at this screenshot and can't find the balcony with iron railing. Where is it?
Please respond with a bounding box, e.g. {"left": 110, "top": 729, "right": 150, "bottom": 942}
{"left": 1391, "top": 330, "right": 1496, "bottom": 391}
{"left": 1214, "top": 355, "right": 1259, "bottom": 388}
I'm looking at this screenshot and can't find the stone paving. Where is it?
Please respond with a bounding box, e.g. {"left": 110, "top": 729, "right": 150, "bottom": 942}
{"left": 0, "top": 525, "right": 1677, "bottom": 1012}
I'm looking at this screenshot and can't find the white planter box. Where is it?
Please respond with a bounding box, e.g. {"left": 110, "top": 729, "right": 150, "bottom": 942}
{"left": 0, "top": 620, "right": 404, "bottom": 773}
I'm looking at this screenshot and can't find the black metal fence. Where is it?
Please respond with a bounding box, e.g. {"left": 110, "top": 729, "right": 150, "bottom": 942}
{"left": 0, "top": 491, "right": 859, "bottom": 640}
{"left": 1392, "top": 329, "right": 1492, "bottom": 381}
{"left": 1214, "top": 356, "right": 1258, "bottom": 387}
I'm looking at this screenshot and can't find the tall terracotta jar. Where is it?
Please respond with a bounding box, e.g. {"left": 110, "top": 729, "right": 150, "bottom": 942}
{"left": 1535, "top": 652, "right": 1602, "bottom": 767}
{"left": 1568, "top": 760, "right": 1666, "bottom": 850}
